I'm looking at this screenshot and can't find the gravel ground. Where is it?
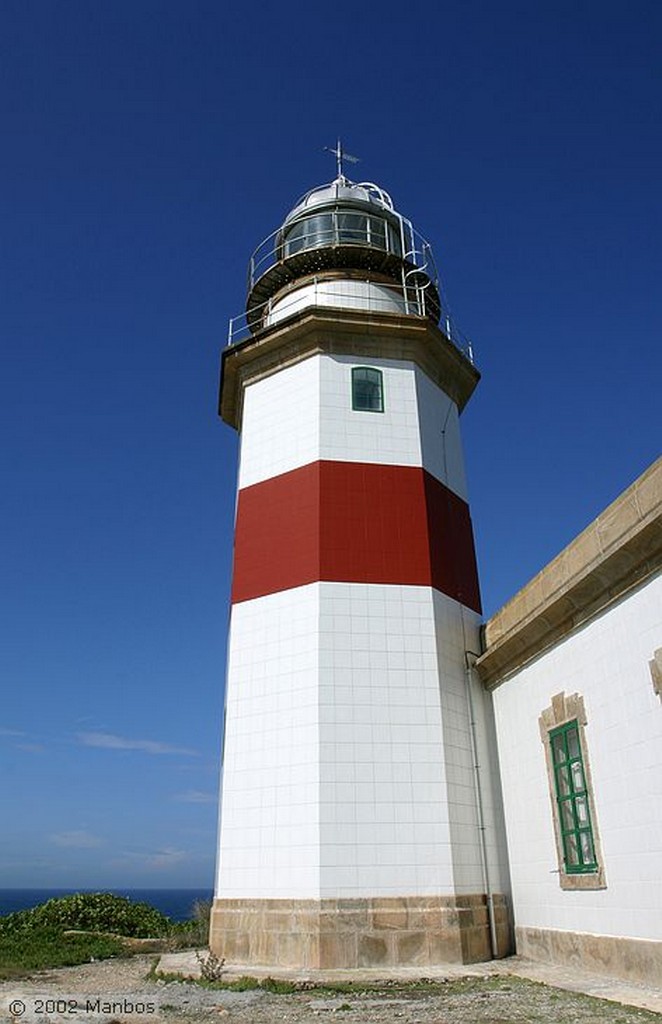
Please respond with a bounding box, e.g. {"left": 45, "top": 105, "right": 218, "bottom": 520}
{"left": 1, "top": 955, "right": 660, "bottom": 1024}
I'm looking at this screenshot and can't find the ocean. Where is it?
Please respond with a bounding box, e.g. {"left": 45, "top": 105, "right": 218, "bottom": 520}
{"left": 0, "top": 888, "right": 213, "bottom": 922}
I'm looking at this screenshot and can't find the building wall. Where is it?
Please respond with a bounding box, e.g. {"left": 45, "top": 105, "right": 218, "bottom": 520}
{"left": 492, "top": 575, "right": 662, "bottom": 944}
{"left": 237, "top": 352, "right": 467, "bottom": 498}
{"left": 432, "top": 587, "right": 511, "bottom": 899}
{"left": 214, "top": 337, "right": 513, "bottom": 965}
{"left": 317, "top": 584, "right": 493, "bottom": 898}
{"left": 215, "top": 584, "right": 321, "bottom": 899}
{"left": 216, "top": 345, "right": 506, "bottom": 904}
{"left": 215, "top": 581, "right": 502, "bottom": 900}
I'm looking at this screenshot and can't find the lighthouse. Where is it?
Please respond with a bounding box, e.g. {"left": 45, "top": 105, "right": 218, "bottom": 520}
{"left": 211, "top": 156, "right": 512, "bottom": 969}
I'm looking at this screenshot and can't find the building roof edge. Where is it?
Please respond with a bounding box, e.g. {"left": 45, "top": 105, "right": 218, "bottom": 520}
{"left": 476, "top": 457, "right": 662, "bottom": 688}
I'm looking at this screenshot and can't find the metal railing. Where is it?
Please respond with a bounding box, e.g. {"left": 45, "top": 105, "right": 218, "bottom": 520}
{"left": 247, "top": 213, "right": 439, "bottom": 296}
{"left": 226, "top": 277, "right": 474, "bottom": 363}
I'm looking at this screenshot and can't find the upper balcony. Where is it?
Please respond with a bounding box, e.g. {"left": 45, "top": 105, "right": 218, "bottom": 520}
{"left": 227, "top": 274, "right": 474, "bottom": 364}
{"left": 225, "top": 177, "right": 475, "bottom": 365}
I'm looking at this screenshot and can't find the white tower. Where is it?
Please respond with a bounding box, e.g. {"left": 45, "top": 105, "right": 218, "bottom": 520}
{"left": 212, "top": 165, "right": 511, "bottom": 968}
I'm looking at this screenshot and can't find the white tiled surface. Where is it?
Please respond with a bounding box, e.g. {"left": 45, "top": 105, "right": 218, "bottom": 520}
{"left": 215, "top": 586, "right": 321, "bottom": 898}
{"left": 431, "top": 592, "right": 511, "bottom": 895}
{"left": 492, "top": 574, "right": 662, "bottom": 941}
{"left": 416, "top": 369, "right": 468, "bottom": 499}
{"left": 237, "top": 353, "right": 468, "bottom": 497}
{"left": 238, "top": 357, "right": 320, "bottom": 490}
{"left": 317, "top": 587, "right": 506, "bottom": 897}
{"left": 318, "top": 355, "right": 421, "bottom": 474}
{"left": 215, "top": 583, "right": 503, "bottom": 900}
{"left": 317, "top": 583, "right": 453, "bottom": 896}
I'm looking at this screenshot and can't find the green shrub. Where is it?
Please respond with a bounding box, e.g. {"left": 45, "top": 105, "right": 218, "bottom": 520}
{"left": 192, "top": 898, "right": 212, "bottom": 932}
{"left": 0, "top": 927, "right": 126, "bottom": 978}
{"left": 0, "top": 893, "right": 171, "bottom": 938}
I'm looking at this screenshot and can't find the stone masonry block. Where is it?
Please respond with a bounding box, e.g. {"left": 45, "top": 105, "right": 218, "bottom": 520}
{"left": 357, "top": 934, "right": 389, "bottom": 967}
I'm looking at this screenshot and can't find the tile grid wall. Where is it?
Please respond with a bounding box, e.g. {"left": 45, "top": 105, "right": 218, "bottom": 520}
{"left": 492, "top": 575, "right": 662, "bottom": 941}
{"left": 217, "top": 348, "right": 488, "bottom": 900}
{"left": 238, "top": 353, "right": 468, "bottom": 499}
{"left": 218, "top": 583, "right": 498, "bottom": 899}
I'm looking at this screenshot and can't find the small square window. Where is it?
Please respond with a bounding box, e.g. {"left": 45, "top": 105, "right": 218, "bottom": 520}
{"left": 352, "top": 367, "right": 384, "bottom": 413}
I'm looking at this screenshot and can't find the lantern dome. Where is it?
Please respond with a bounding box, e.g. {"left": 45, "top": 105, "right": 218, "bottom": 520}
{"left": 245, "top": 175, "right": 441, "bottom": 333}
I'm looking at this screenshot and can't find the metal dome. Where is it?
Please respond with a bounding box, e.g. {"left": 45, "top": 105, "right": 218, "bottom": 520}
{"left": 282, "top": 179, "right": 397, "bottom": 224}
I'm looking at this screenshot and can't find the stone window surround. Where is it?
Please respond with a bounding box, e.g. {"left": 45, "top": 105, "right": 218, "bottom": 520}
{"left": 539, "top": 691, "right": 607, "bottom": 891}
{"left": 650, "top": 647, "right": 662, "bottom": 701}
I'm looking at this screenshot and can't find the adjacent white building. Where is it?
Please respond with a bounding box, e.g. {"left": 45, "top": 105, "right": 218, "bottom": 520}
{"left": 477, "top": 457, "right": 662, "bottom": 986}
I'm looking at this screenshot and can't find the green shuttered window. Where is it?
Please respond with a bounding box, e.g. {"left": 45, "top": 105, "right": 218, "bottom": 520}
{"left": 549, "top": 720, "right": 597, "bottom": 873}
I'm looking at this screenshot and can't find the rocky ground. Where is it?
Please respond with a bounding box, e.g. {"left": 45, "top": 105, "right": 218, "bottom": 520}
{"left": 2, "top": 954, "right": 661, "bottom": 1024}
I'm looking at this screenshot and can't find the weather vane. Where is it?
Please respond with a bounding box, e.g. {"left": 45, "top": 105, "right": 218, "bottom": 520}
{"left": 324, "top": 139, "right": 360, "bottom": 181}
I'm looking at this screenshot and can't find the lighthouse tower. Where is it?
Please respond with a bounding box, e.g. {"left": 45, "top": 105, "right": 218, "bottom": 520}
{"left": 211, "top": 160, "right": 512, "bottom": 969}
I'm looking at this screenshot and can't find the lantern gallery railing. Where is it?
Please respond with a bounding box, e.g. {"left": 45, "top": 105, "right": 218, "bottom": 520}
{"left": 247, "top": 213, "right": 438, "bottom": 296}
{"left": 226, "top": 277, "right": 474, "bottom": 363}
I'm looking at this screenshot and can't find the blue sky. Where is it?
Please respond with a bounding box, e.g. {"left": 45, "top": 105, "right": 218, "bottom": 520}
{"left": 1, "top": 0, "right": 660, "bottom": 889}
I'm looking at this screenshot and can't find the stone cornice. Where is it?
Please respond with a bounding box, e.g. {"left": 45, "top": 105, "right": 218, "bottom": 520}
{"left": 476, "top": 457, "right": 662, "bottom": 689}
{"left": 219, "top": 307, "right": 479, "bottom": 429}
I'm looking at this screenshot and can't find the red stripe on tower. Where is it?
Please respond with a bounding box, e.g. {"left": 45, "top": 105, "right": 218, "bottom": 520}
{"left": 231, "top": 460, "right": 481, "bottom": 613}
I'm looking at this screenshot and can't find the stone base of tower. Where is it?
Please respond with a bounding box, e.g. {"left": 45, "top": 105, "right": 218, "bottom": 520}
{"left": 210, "top": 895, "right": 512, "bottom": 969}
